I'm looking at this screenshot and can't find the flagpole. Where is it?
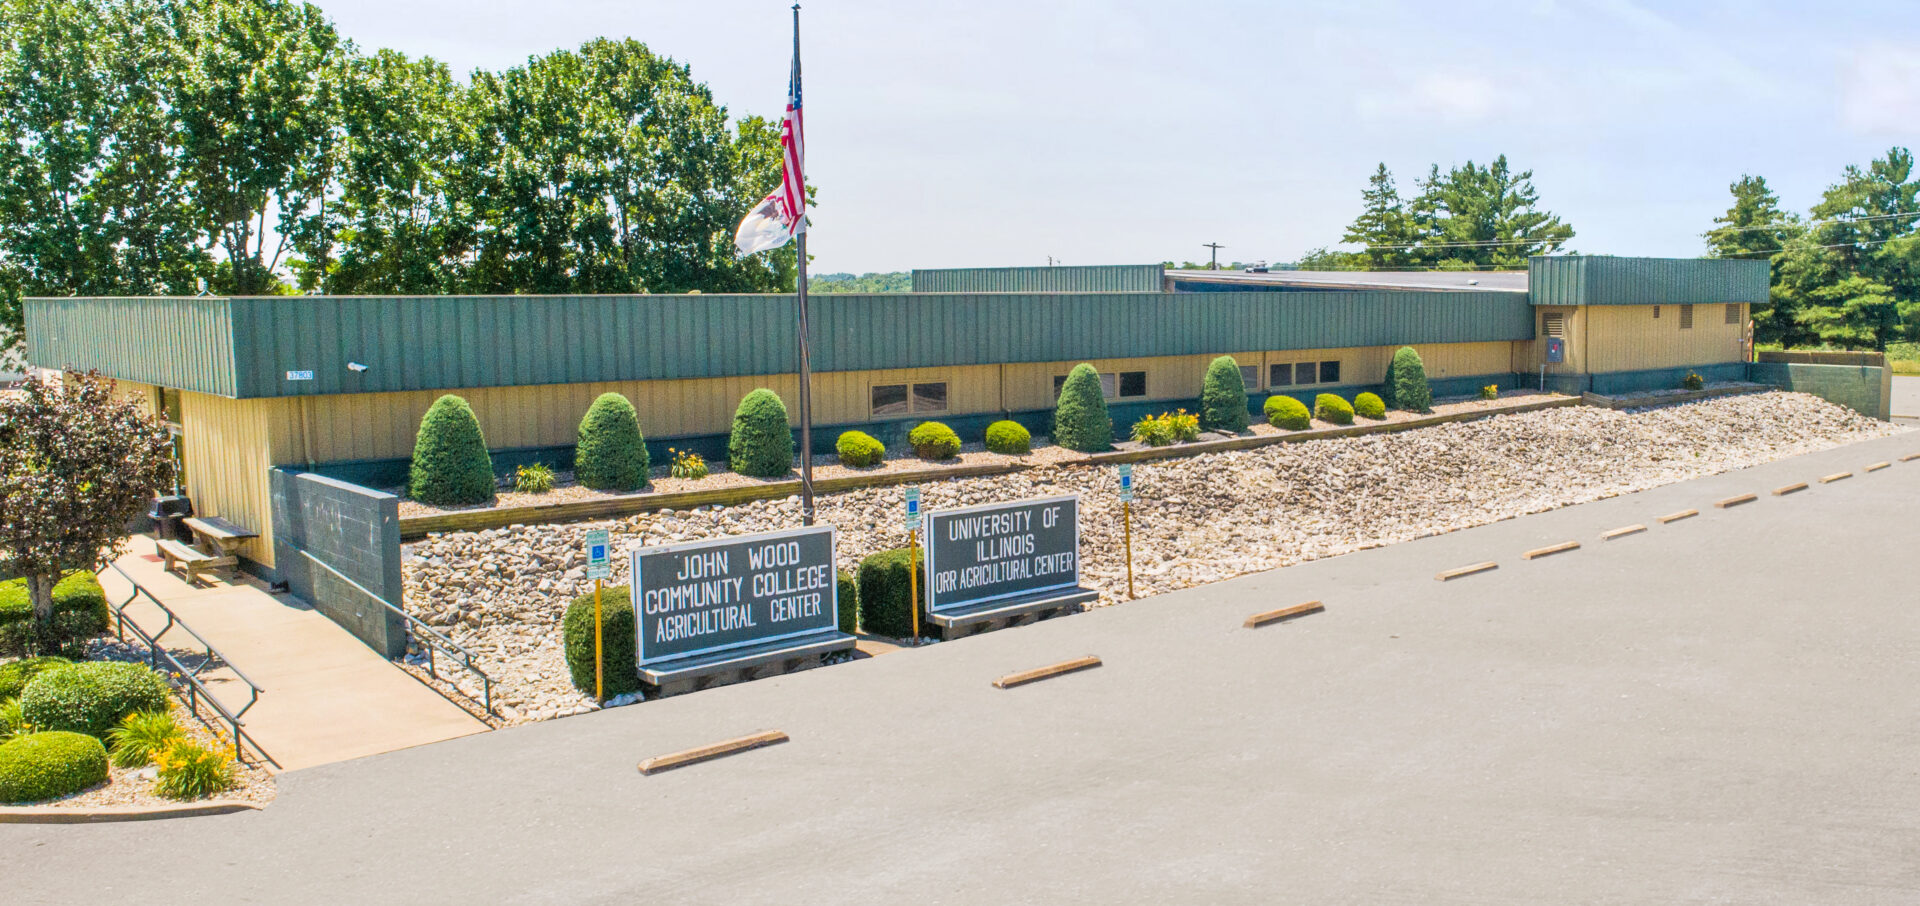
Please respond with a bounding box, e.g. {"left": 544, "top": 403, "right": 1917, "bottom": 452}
{"left": 792, "top": 3, "right": 815, "bottom": 527}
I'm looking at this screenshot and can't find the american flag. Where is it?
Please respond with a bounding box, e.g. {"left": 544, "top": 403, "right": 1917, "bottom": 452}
{"left": 734, "top": 28, "right": 806, "bottom": 256}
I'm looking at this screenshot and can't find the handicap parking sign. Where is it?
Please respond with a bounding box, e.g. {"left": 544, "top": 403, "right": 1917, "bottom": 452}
{"left": 585, "top": 529, "right": 611, "bottom": 580}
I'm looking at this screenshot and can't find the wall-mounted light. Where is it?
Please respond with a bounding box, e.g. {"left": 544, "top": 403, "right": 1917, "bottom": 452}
{"left": 347, "top": 362, "right": 369, "bottom": 373}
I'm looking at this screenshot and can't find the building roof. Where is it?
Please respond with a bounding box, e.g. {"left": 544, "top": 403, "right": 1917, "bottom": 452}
{"left": 1167, "top": 269, "right": 1530, "bottom": 293}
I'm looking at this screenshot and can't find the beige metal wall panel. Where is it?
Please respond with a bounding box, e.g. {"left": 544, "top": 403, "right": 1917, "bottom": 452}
{"left": 180, "top": 392, "right": 286, "bottom": 567}
{"left": 998, "top": 355, "right": 1219, "bottom": 412}
{"left": 1514, "top": 306, "right": 1586, "bottom": 373}
{"left": 1584, "top": 304, "right": 1746, "bottom": 373}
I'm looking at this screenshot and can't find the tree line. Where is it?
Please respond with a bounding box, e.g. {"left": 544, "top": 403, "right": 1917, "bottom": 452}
{"left": 1305, "top": 155, "right": 1576, "bottom": 271}
{"left": 0, "top": 0, "right": 798, "bottom": 340}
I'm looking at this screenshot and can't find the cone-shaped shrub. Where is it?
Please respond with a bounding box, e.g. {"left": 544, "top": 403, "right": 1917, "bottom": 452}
{"left": 574, "top": 393, "right": 649, "bottom": 492}
{"left": 1383, "top": 346, "right": 1432, "bottom": 413}
{"left": 1264, "top": 395, "right": 1311, "bottom": 430}
{"left": 1052, "top": 364, "right": 1112, "bottom": 453}
{"left": 1199, "top": 356, "right": 1250, "bottom": 433}
{"left": 1314, "top": 393, "right": 1354, "bottom": 425}
{"left": 1353, "top": 392, "right": 1386, "bottom": 420}
{"left": 409, "top": 395, "right": 494, "bottom": 505}
{"left": 984, "top": 420, "right": 1031, "bottom": 455}
{"left": 562, "top": 586, "right": 642, "bottom": 697}
{"left": 727, "top": 389, "right": 794, "bottom": 478}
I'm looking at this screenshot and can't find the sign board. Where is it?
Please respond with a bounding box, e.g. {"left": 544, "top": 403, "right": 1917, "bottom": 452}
{"left": 923, "top": 495, "right": 1080, "bottom": 614}
{"left": 904, "top": 487, "right": 922, "bottom": 530}
{"left": 286, "top": 370, "right": 315, "bottom": 382}
{"left": 1117, "top": 464, "right": 1134, "bottom": 502}
{"left": 630, "top": 526, "right": 837, "bottom": 666}
{"left": 584, "top": 529, "right": 611, "bottom": 580}
{"left": 1545, "top": 338, "right": 1565, "bottom": 364}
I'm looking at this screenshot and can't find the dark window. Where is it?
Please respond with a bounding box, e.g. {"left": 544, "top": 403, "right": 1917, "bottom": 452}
{"left": 1679, "top": 304, "right": 1694, "bottom": 329}
{"left": 871, "top": 383, "right": 910, "bottom": 416}
{"left": 1725, "top": 303, "right": 1740, "bottom": 325}
{"left": 1052, "top": 375, "right": 1068, "bottom": 397}
{"left": 160, "top": 388, "right": 183, "bottom": 425}
{"left": 1652, "top": 305, "right": 1661, "bottom": 319}
{"left": 1295, "top": 362, "right": 1317, "bottom": 385}
{"left": 1239, "top": 365, "right": 1260, "bottom": 389}
{"left": 911, "top": 382, "right": 948, "bottom": 412}
{"left": 1118, "top": 371, "right": 1146, "bottom": 398}
{"left": 1269, "top": 364, "right": 1293, "bottom": 387}
{"left": 1319, "top": 361, "right": 1341, "bottom": 384}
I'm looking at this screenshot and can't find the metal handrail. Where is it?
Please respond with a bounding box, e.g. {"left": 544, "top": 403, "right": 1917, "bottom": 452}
{"left": 105, "top": 563, "right": 268, "bottom": 764}
{"left": 291, "top": 549, "right": 494, "bottom": 716}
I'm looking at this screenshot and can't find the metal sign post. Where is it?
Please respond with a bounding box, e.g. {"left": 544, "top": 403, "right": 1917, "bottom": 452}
{"left": 905, "top": 487, "right": 922, "bottom": 640}
{"left": 1118, "top": 465, "right": 1136, "bottom": 600}
{"left": 585, "top": 529, "right": 611, "bottom": 702}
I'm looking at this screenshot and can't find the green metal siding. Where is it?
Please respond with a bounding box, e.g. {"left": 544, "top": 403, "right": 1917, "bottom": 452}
{"left": 23, "top": 297, "right": 238, "bottom": 396}
{"left": 32, "top": 289, "right": 1533, "bottom": 398}
{"left": 911, "top": 264, "right": 1165, "bottom": 293}
{"left": 1527, "top": 256, "right": 1769, "bottom": 306}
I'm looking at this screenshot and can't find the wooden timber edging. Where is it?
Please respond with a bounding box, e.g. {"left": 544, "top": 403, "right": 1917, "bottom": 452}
{"left": 399, "top": 394, "right": 1582, "bottom": 540}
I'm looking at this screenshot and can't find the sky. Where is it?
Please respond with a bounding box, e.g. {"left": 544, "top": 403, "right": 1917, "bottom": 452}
{"left": 316, "top": 0, "right": 1920, "bottom": 274}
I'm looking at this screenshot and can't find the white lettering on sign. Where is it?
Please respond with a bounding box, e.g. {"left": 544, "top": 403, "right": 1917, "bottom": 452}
{"left": 286, "top": 370, "right": 314, "bottom": 381}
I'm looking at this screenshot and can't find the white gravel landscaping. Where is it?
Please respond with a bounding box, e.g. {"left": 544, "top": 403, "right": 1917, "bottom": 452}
{"left": 401, "top": 392, "right": 1905, "bottom": 723}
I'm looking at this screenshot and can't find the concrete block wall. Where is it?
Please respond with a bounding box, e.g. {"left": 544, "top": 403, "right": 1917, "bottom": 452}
{"left": 270, "top": 469, "right": 408, "bottom": 658}
{"left": 1747, "top": 362, "right": 1892, "bottom": 420}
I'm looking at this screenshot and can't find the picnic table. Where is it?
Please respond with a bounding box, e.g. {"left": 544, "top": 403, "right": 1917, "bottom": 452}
{"left": 158, "top": 516, "right": 258, "bottom": 584}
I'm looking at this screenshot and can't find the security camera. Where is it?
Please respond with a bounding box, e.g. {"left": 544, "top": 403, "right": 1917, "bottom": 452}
{"left": 347, "top": 362, "right": 369, "bottom": 373}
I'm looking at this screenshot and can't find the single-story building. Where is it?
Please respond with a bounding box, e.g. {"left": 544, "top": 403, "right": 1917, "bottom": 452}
{"left": 24, "top": 255, "right": 1768, "bottom": 580}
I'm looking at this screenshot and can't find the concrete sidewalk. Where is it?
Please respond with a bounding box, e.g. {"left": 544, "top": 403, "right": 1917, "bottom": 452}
{"left": 101, "top": 538, "right": 486, "bottom": 771}
{"left": 11, "top": 430, "right": 1920, "bottom": 903}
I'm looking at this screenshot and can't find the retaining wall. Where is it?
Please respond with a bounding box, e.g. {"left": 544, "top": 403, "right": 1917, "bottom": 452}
{"left": 1746, "top": 361, "right": 1891, "bottom": 420}
{"left": 270, "top": 469, "right": 407, "bottom": 658}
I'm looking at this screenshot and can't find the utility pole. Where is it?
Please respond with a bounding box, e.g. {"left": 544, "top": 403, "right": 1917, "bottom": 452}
{"left": 1203, "top": 242, "right": 1225, "bottom": 270}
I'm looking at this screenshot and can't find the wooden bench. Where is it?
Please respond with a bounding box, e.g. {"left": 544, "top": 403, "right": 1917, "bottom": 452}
{"left": 926, "top": 587, "right": 1099, "bottom": 640}
{"left": 639, "top": 630, "right": 857, "bottom": 698}
{"left": 156, "top": 538, "right": 235, "bottom": 586}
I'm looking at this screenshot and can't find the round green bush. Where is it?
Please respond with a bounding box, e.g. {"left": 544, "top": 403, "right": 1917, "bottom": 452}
{"left": 984, "top": 420, "right": 1031, "bottom": 455}
{"left": 856, "top": 548, "right": 925, "bottom": 639}
{"left": 0, "top": 731, "right": 108, "bottom": 803}
{"left": 727, "top": 389, "right": 794, "bottom": 478}
{"left": 1052, "top": 363, "right": 1112, "bottom": 453}
{"left": 1353, "top": 392, "right": 1386, "bottom": 420}
{"left": 1314, "top": 393, "right": 1355, "bottom": 426}
{"left": 0, "top": 656, "right": 71, "bottom": 702}
{"left": 1383, "top": 346, "right": 1432, "bottom": 413}
{"left": 1199, "top": 355, "right": 1250, "bottom": 434}
{"left": 409, "top": 395, "right": 495, "bottom": 505}
{"left": 1264, "top": 395, "right": 1311, "bottom": 430}
{"left": 19, "top": 662, "right": 169, "bottom": 739}
{"left": 836, "top": 570, "right": 858, "bottom": 634}
{"left": 574, "top": 393, "right": 649, "bottom": 492}
{"left": 907, "top": 421, "right": 961, "bottom": 460}
{"left": 836, "top": 430, "right": 886, "bottom": 467}
{"left": 562, "top": 586, "right": 643, "bottom": 697}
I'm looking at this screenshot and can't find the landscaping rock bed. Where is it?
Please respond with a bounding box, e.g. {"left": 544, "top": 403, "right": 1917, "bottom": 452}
{"left": 400, "top": 392, "right": 1904, "bottom": 723}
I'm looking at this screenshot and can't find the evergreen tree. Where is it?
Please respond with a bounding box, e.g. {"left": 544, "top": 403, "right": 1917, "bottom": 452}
{"left": 1410, "top": 156, "right": 1573, "bottom": 268}
{"left": 1341, "top": 164, "right": 1415, "bottom": 268}
{"left": 1800, "top": 275, "right": 1900, "bottom": 350}
{"left": 1704, "top": 175, "right": 1806, "bottom": 347}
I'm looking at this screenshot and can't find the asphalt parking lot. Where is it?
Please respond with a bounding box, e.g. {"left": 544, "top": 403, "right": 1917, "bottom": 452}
{"left": 6, "top": 430, "right": 1919, "bottom": 905}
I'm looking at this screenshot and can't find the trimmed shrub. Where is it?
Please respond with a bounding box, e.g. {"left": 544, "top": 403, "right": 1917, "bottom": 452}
{"left": 984, "top": 420, "right": 1031, "bottom": 455}
{"left": 0, "top": 573, "right": 109, "bottom": 657}
{"left": 408, "top": 395, "right": 495, "bottom": 505}
{"left": 153, "top": 738, "right": 234, "bottom": 800}
{"left": 857, "top": 548, "right": 925, "bottom": 639}
{"left": 0, "top": 655, "right": 72, "bottom": 702}
{"left": 1052, "top": 363, "right": 1113, "bottom": 453}
{"left": 107, "top": 710, "right": 181, "bottom": 769}
{"left": 1682, "top": 371, "right": 1705, "bottom": 391}
{"left": 20, "top": 662, "right": 170, "bottom": 739}
{"left": 1480, "top": 384, "right": 1500, "bottom": 401}
{"left": 908, "top": 421, "right": 962, "bottom": 460}
{"left": 1314, "top": 393, "right": 1354, "bottom": 425}
{"left": 1199, "top": 355, "right": 1251, "bottom": 433}
{"left": 562, "top": 586, "right": 643, "bottom": 697}
{"left": 836, "top": 430, "right": 886, "bottom": 467}
{"left": 0, "top": 699, "right": 29, "bottom": 742}
{"left": 0, "top": 731, "right": 108, "bottom": 803}
{"left": 836, "top": 570, "right": 858, "bottom": 634}
{"left": 727, "top": 389, "right": 794, "bottom": 478}
{"left": 513, "top": 463, "right": 555, "bottom": 494}
{"left": 1353, "top": 392, "right": 1386, "bottom": 420}
{"left": 574, "top": 392, "right": 649, "bottom": 491}
{"left": 1383, "top": 346, "right": 1432, "bottom": 413}
{"left": 1264, "top": 395, "right": 1311, "bottom": 430}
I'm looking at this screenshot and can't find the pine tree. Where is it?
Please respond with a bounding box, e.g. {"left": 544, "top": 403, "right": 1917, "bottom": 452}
{"left": 1410, "top": 157, "right": 1573, "bottom": 269}
{"left": 1341, "top": 164, "right": 1414, "bottom": 268}
{"left": 1704, "top": 175, "right": 1806, "bottom": 347}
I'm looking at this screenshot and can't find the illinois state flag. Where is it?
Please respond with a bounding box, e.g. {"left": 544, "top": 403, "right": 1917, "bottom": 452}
{"left": 735, "top": 40, "right": 805, "bottom": 256}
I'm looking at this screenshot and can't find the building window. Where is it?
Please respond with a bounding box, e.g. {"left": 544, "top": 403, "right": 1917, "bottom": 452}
{"left": 1269, "top": 363, "right": 1292, "bottom": 387}
{"left": 1052, "top": 371, "right": 1144, "bottom": 400}
{"left": 912, "top": 382, "right": 947, "bottom": 413}
{"left": 1293, "top": 362, "right": 1315, "bottom": 385}
{"left": 1319, "top": 361, "right": 1341, "bottom": 384}
{"left": 872, "top": 381, "right": 949, "bottom": 417}
{"left": 1117, "top": 371, "right": 1146, "bottom": 398}
{"left": 1543, "top": 312, "right": 1566, "bottom": 337}
{"left": 1679, "top": 304, "right": 1694, "bottom": 329}
{"left": 1725, "top": 303, "right": 1740, "bottom": 325}
{"left": 1268, "top": 361, "right": 1340, "bottom": 387}
{"left": 156, "top": 387, "right": 186, "bottom": 495}
{"left": 1653, "top": 305, "right": 1660, "bottom": 319}
{"left": 1239, "top": 365, "right": 1261, "bottom": 390}
{"left": 871, "top": 384, "right": 910, "bottom": 416}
